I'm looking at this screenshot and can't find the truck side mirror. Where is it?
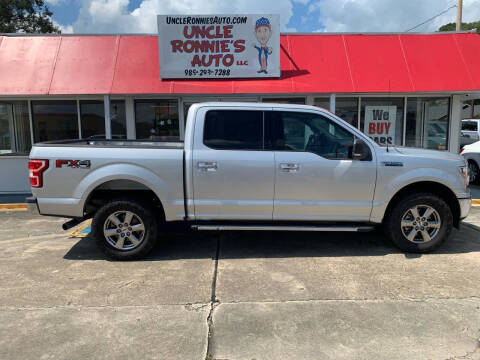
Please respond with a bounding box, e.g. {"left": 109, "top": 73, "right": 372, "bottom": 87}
{"left": 353, "top": 139, "right": 372, "bottom": 161}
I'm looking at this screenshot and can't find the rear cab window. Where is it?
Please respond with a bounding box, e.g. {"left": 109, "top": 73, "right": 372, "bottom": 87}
{"left": 203, "top": 110, "right": 264, "bottom": 150}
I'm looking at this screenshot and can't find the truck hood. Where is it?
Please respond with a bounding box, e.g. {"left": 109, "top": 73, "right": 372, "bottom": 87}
{"left": 381, "top": 146, "right": 465, "bottom": 164}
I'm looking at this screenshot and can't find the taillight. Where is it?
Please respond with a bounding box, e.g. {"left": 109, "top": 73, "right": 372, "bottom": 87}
{"left": 28, "top": 159, "right": 49, "bottom": 188}
{"left": 459, "top": 147, "right": 464, "bottom": 154}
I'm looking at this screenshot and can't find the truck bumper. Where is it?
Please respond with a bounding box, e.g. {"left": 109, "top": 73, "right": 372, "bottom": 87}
{"left": 459, "top": 197, "right": 472, "bottom": 220}
{"left": 35, "top": 197, "right": 84, "bottom": 218}
{"left": 25, "top": 196, "right": 40, "bottom": 215}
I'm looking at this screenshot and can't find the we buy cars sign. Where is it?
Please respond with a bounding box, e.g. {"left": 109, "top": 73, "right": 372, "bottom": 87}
{"left": 364, "top": 105, "right": 397, "bottom": 145}
{"left": 157, "top": 14, "right": 280, "bottom": 79}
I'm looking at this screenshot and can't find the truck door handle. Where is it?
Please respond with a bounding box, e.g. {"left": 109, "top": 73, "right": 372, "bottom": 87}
{"left": 280, "top": 163, "right": 299, "bottom": 172}
{"left": 197, "top": 161, "right": 217, "bottom": 171}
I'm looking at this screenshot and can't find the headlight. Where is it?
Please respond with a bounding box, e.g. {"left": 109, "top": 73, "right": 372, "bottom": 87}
{"left": 458, "top": 166, "right": 469, "bottom": 186}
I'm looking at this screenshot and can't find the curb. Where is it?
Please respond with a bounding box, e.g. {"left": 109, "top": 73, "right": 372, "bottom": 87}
{"left": 68, "top": 219, "right": 92, "bottom": 238}
{"left": 0, "top": 203, "right": 27, "bottom": 211}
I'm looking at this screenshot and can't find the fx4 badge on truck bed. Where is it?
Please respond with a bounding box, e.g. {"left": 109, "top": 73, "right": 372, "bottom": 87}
{"left": 55, "top": 159, "right": 91, "bottom": 169}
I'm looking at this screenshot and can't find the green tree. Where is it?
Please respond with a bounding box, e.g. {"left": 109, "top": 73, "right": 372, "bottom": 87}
{"left": 438, "top": 21, "right": 480, "bottom": 34}
{"left": 0, "top": 0, "right": 60, "bottom": 33}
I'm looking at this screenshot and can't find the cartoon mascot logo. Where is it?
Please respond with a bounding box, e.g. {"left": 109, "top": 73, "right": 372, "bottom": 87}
{"left": 253, "top": 17, "right": 273, "bottom": 74}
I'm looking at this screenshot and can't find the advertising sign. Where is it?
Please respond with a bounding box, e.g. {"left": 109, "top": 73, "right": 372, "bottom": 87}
{"left": 157, "top": 14, "right": 280, "bottom": 79}
{"left": 364, "top": 105, "right": 396, "bottom": 145}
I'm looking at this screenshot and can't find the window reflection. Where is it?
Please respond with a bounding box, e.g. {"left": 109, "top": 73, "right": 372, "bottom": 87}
{"left": 406, "top": 98, "right": 449, "bottom": 150}
{"left": 314, "top": 98, "right": 330, "bottom": 110}
{"left": 32, "top": 101, "right": 78, "bottom": 142}
{"left": 335, "top": 98, "right": 358, "bottom": 128}
{"left": 0, "top": 101, "right": 31, "bottom": 155}
{"left": 262, "top": 98, "right": 306, "bottom": 104}
{"left": 80, "top": 100, "right": 126, "bottom": 139}
{"left": 135, "top": 100, "right": 179, "bottom": 140}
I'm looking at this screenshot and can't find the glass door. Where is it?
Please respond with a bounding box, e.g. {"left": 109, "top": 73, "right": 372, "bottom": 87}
{"left": 422, "top": 98, "right": 449, "bottom": 150}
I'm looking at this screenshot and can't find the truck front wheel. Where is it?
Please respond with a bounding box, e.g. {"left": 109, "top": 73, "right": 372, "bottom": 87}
{"left": 91, "top": 199, "right": 158, "bottom": 260}
{"left": 385, "top": 193, "right": 453, "bottom": 253}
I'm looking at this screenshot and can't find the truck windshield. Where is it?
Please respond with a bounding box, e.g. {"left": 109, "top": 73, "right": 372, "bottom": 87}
{"left": 462, "top": 121, "right": 478, "bottom": 131}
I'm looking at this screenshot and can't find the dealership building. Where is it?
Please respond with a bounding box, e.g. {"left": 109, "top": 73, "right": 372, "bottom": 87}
{"left": 1, "top": 30, "right": 480, "bottom": 195}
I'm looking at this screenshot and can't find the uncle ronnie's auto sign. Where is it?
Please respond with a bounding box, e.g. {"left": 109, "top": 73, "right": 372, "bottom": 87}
{"left": 157, "top": 14, "right": 280, "bottom": 79}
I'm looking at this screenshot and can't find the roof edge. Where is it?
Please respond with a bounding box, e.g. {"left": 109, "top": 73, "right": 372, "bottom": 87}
{"left": 0, "top": 30, "right": 477, "bottom": 37}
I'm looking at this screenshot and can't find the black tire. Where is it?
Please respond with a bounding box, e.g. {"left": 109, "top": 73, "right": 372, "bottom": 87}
{"left": 468, "top": 160, "right": 480, "bottom": 185}
{"left": 91, "top": 198, "right": 158, "bottom": 260}
{"left": 384, "top": 192, "right": 453, "bottom": 253}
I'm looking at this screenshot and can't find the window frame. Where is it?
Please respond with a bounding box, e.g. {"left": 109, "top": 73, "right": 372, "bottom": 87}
{"left": 265, "top": 109, "right": 373, "bottom": 161}
{"left": 202, "top": 109, "right": 266, "bottom": 151}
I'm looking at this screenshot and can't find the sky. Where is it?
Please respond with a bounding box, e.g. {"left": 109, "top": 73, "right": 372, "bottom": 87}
{"left": 45, "top": 0, "right": 480, "bottom": 34}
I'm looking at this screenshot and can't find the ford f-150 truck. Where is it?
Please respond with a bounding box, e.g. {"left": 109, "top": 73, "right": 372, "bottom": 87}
{"left": 27, "top": 103, "right": 471, "bottom": 259}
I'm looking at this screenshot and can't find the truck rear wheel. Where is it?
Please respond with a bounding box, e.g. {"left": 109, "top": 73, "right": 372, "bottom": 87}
{"left": 91, "top": 199, "right": 158, "bottom": 260}
{"left": 385, "top": 193, "right": 453, "bottom": 253}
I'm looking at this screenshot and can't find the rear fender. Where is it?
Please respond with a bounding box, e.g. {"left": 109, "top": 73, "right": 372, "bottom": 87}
{"left": 75, "top": 163, "right": 170, "bottom": 217}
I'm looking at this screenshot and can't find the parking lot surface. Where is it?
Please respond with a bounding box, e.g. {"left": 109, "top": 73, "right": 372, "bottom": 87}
{"left": 0, "top": 210, "right": 479, "bottom": 359}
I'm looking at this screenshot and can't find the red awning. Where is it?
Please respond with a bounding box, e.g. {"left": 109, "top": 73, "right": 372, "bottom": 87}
{"left": 0, "top": 32, "right": 479, "bottom": 95}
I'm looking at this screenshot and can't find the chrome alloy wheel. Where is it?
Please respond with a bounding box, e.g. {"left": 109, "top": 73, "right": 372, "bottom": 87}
{"left": 103, "top": 211, "right": 145, "bottom": 250}
{"left": 400, "top": 205, "right": 441, "bottom": 243}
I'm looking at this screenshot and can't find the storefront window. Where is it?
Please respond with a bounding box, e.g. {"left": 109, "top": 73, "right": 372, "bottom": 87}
{"left": 461, "top": 99, "right": 480, "bottom": 119}
{"left": 262, "top": 97, "right": 305, "bottom": 104}
{"left": 135, "top": 99, "right": 179, "bottom": 140}
{"left": 314, "top": 97, "right": 330, "bottom": 110}
{"left": 335, "top": 98, "right": 358, "bottom": 128}
{"left": 80, "top": 100, "right": 126, "bottom": 139}
{"left": 0, "top": 101, "right": 31, "bottom": 155}
{"left": 474, "top": 99, "right": 480, "bottom": 119}
{"left": 360, "top": 98, "right": 404, "bottom": 146}
{"left": 462, "top": 100, "right": 473, "bottom": 119}
{"left": 32, "top": 101, "right": 78, "bottom": 142}
{"left": 406, "top": 97, "right": 450, "bottom": 150}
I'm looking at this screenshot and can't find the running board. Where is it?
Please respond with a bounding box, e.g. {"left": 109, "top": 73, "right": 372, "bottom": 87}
{"left": 191, "top": 225, "right": 375, "bottom": 232}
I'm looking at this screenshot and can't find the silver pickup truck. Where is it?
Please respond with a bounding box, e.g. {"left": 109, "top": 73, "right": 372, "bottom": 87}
{"left": 28, "top": 102, "right": 471, "bottom": 259}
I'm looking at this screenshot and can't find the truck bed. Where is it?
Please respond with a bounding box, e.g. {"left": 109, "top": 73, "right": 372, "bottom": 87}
{"left": 32, "top": 139, "right": 184, "bottom": 149}
{"left": 29, "top": 139, "right": 185, "bottom": 220}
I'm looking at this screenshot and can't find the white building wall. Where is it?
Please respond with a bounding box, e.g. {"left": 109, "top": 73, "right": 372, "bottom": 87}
{"left": 0, "top": 156, "right": 30, "bottom": 193}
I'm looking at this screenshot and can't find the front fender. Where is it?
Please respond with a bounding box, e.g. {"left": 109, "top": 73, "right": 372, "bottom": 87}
{"left": 370, "top": 166, "right": 466, "bottom": 223}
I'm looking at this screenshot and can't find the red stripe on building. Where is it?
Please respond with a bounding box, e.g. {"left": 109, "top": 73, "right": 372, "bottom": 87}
{"left": 0, "top": 33, "right": 479, "bottom": 95}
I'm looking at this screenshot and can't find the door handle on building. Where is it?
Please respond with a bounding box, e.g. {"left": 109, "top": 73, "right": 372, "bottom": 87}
{"left": 197, "top": 161, "right": 217, "bottom": 171}
{"left": 280, "top": 163, "right": 299, "bottom": 172}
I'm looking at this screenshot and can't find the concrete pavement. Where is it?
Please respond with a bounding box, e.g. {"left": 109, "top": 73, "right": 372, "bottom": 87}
{"left": 0, "top": 210, "right": 479, "bottom": 359}
{"left": 211, "top": 299, "right": 480, "bottom": 360}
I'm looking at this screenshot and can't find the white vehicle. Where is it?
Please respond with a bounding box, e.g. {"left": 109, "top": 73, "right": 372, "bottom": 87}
{"left": 461, "top": 139, "right": 480, "bottom": 184}
{"left": 27, "top": 103, "right": 471, "bottom": 259}
{"left": 461, "top": 119, "right": 480, "bottom": 147}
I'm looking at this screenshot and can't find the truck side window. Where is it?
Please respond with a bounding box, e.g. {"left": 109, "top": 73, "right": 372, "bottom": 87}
{"left": 266, "top": 111, "right": 356, "bottom": 160}
{"left": 204, "top": 110, "right": 264, "bottom": 150}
